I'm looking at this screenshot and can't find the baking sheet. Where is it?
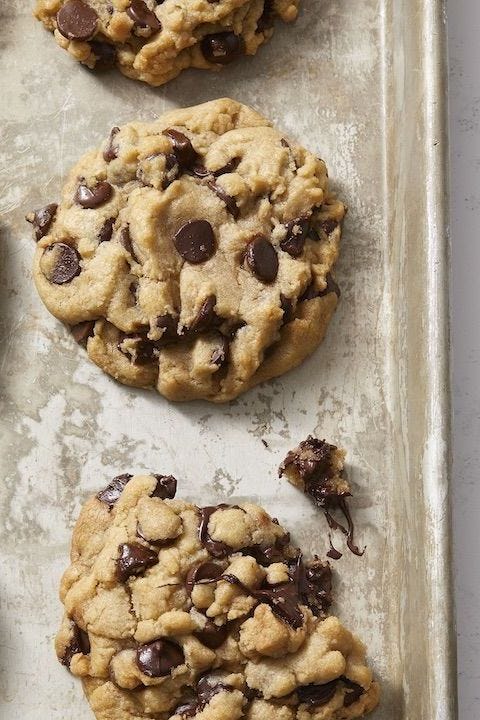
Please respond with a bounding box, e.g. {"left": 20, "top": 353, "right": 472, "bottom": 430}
{"left": 0, "top": 0, "right": 455, "bottom": 718}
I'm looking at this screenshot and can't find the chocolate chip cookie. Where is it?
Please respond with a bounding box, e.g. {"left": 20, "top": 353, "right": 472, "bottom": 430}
{"left": 34, "top": 0, "right": 299, "bottom": 86}
{"left": 55, "top": 472, "right": 379, "bottom": 720}
{"left": 30, "top": 99, "right": 345, "bottom": 402}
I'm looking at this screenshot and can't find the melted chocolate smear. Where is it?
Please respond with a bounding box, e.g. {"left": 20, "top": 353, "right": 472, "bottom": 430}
{"left": 240, "top": 532, "right": 290, "bottom": 566}
{"left": 185, "top": 561, "right": 224, "bottom": 596}
{"left": 293, "top": 555, "right": 333, "bottom": 617}
{"left": 151, "top": 474, "right": 177, "bottom": 499}
{"left": 198, "top": 505, "right": 233, "bottom": 558}
{"left": 103, "top": 127, "right": 120, "bottom": 162}
{"left": 279, "top": 436, "right": 337, "bottom": 488}
{"left": 200, "top": 32, "right": 245, "bottom": 65}
{"left": 297, "top": 679, "right": 338, "bottom": 707}
{"left": 119, "top": 226, "right": 139, "bottom": 262}
{"left": 61, "top": 622, "right": 90, "bottom": 667}
{"left": 163, "top": 128, "right": 198, "bottom": 169}
{"left": 324, "top": 498, "right": 365, "bottom": 557}
{"left": 326, "top": 534, "right": 343, "bottom": 560}
{"left": 97, "top": 473, "right": 132, "bottom": 508}
{"left": 207, "top": 179, "right": 239, "bottom": 219}
{"left": 136, "top": 639, "right": 184, "bottom": 678}
{"left": 116, "top": 542, "right": 159, "bottom": 582}
{"left": 70, "top": 320, "right": 95, "bottom": 346}
{"left": 27, "top": 203, "right": 58, "bottom": 241}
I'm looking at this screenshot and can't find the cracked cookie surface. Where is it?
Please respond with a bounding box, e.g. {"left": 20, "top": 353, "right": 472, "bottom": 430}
{"left": 34, "top": 0, "right": 299, "bottom": 86}
{"left": 55, "top": 473, "right": 379, "bottom": 720}
{"left": 30, "top": 99, "right": 345, "bottom": 402}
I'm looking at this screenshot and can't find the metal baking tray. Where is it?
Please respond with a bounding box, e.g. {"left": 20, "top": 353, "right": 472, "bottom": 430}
{"left": 0, "top": 0, "right": 455, "bottom": 718}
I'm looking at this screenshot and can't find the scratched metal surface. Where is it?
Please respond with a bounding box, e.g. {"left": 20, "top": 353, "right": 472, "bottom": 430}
{"left": 0, "top": 0, "right": 455, "bottom": 718}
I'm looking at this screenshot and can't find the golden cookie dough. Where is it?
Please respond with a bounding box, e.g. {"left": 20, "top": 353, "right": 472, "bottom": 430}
{"left": 30, "top": 98, "right": 345, "bottom": 402}
{"left": 34, "top": 0, "right": 299, "bottom": 86}
{"left": 55, "top": 473, "right": 379, "bottom": 720}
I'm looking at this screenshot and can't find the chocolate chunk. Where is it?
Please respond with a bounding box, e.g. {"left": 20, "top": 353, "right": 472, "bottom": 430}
{"left": 97, "top": 473, "right": 132, "bottom": 508}
{"left": 299, "top": 274, "right": 341, "bottom": 302}
{"left": 43, "top": 243, "right": 81, "bottom": 284}
{"left": 136, "top": 639, "right": 184, "bottom": 677}
{"left": 119, "top": 225, "right": 138, "bottom": 262}
{"left": 89, "top": 40, "right": 116, "bottom": 68}
{"left": 155, "top": 314, "right": 178, "bottom": 345}
{"left": 245, "top": 236, "right": 278, "bottom": 283}
{"left": 75, "top": 181, "right": 113, "bottom": 209}
{"left": 98, "top": 217, "right": 115, "bottom": 243}
{"left": 257, "top": 0, "right": 275, "bottom": 33}
{"left": 116, "top": 542, "right": 159, "bottom": 582}
{"left": 151, "top": 474, "right": 177, "bottom": 499}
{"left": 281, "top": 217, "right": 309, "bottom": 257}
{"left": 293, "top": 555, "right": 333, "bottom": 617}
{"left": 297, "top": 680, "right": 338, "bottom": 707}
{"left": 189, "top": 295, "right": 220, "bottom": 333}
{"left": 321, "top": 218, "right": 339, "bottom": 235}
{"left": 198, "top": 505, "right": 233, "bottom": 558}
{"left": 26, "top": 203, "right": 57, "bottom": 241}
{"left": 280, "top": 294, "right": 293, "bottom": 323}
{"left": 127, "top": 0, "right": 161, "bottom": 31}
{"left": 56, "top": 0, "right": 98, "bottom": 41}
{"left": 174, "top": 220, "right": 215, "bottom": 264}
{"left": 254, "top": 581, "right": 304, "bottom": 629}
{"left": 175, "top": 676, "right": 233, "bottom": 717}
{"left": 61, "top": 622, "right": 90, "bottom": 667}
{"left": 207, "top": 180, "right": 239, "bottom": 219}
{"left": 200, "top": 32, "right": 245, "bottom": 65}
{"left": 118, "top": 333, "right": 157, "bottom": 365}
{"left": 342, "top": 677, "right": 365, "bottom": 707}
{"left": 163, "top": 129, "right": 197, "bottom": 169}
{"left": 194, "top": 620, "right": 229, "bottom": 650}
{"left": 70, "top": 320, "right": 95, "bottom": 346}
{"left": 211, "top": 336, "right": 229, "bottom": 368}
{"left": 185, "top": 561, "right": 224, "bottom": 595}
{"left": 103, "top": 127, "right": 120, "bottom": 162}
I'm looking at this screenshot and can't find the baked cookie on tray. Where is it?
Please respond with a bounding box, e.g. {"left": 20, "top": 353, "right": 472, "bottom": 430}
{"left": 55, "top": 472, "right": 379, "bottom": 720}
{"left": 34, "top": 0, "right": 299, "bottom": 86}
{"left": 29, "top": 98, "right": 345, "bottom": 402}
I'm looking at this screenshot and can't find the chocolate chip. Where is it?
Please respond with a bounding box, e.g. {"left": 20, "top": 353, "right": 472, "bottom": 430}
{"left": 43, "top": 243, "right": 81, "bottom": 284}
{"left": 98, "top": 217, "right": 115, "bottom": 243}
{"left": 151, "top": 474, "right": 177, "bottom": 499}
{"left": 245, "top": 236, "right": 278, "bottom": 282}
{"left": 61, "top": 622, "right": 90, "bottom": 667}
{"left": 70, "top": 320, "right": 95, "bottom": 346}
{"left": 118, "top": 333, "right": 157, "bottom": 365}
{"left": 321, "top": 218, "right": 339, "bottom": 235}
{"left": 119, "top": 226, "right": 139, "bottom": 262}
{"left": 297, "top": 680, "right": 338, "bottom": 707}
{"left": 281, "top": 217, "right": 309, "bottom": 257}
{"left": 127, "top": 0, "right": 161, "bottom": 31}
{"left": 174, "top": 220, "right": 215, "bottom": 264}
{"left": 103, "top": 127, "right": 120, "bottom": 162}
{"left": 163, "top": 129, "right": 197, "bottom": 169}
{"left": 194, "top": 620, "right": 229, "bottom": 649}
{"left": 97, "top": 473, "right": 132, "bottom": 508}
{"left": 211, "top": 336, "right": 229, "bottom": 368}
{"left": 280, "top": 294, "right": 293, "bottom": 323}
{"left": 136, "top": 639, "right": 184, "bottom": 677}
{"left": 185, "top": 561, "right": 224, "bottom": 595}
{"left": 116, "top": 542, "right": 159, "bottom": 582}
{"left": 75, "top": 181, "right": 113, "bottom": 209}
{"left": 56, "top": 0, "right": 98, "bottom": 41}
{"left": 175, "top": 677, "right": 233, "bottom": 717}
{"left": 89, "top": 40, "right": 116, "bottom": 68}
{"left": 155, "top": 314, "right": 178, "bottom": 344}
{"left": 207, "top": 180, "right": 239, "bottom": 219}
{"left": 26, "top": 203, "right": 57, "bottom": 241}
{"left": 280, "top": 138, "right": 290, "bottom": 149}
{"left": 198, "top": 505, "right": 232, "bottom": 558}
{"left": 200, "top": 32, "right": 245, "bottom": 65}
{"left": 189, "top": 295, "right": 220, "bottom": 333}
